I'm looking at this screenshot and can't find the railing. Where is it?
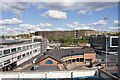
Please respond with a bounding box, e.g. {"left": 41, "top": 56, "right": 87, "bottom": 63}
{"left": 97, "top": 69, "right": 119, "bottom": 80}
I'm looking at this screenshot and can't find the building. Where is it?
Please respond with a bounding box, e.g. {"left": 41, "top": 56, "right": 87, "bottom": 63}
{"left": 84, "top": 31, "right": 117, "bottom": 36}
{"left": 32, "top": 47, "right": 96, "bottom": 71}
{"left": 89, "top": 35, "right": 118, "bottom": 53}
{"left": 35, "top": 30, "right": 117, "bottom": 39}
{"left": 32, "top": 36, "right": 49, "bottom": 53}
{"left": 0, "top": 37, "right": 48, "bottom": 71}
{"left": 88, "top": 35, "right": 119, "bottom": 77}
{"left": 35, "top": 31, "right": 73, "bottom": 39}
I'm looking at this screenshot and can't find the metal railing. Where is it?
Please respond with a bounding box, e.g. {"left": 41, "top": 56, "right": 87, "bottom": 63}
{"left": 97, "top": 69, "right": 119, "bottom": 80}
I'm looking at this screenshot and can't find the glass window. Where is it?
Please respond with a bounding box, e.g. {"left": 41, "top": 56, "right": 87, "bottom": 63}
{"left": 27, "top": 52, "right": 29, "bottom": 55}
{"left": 11, "top": 48, "right": 16, "bottom": 52}
{"left": 17, "top": 47, "right": 21, "bottom": 51}
{"left": 22, "top": 54, "right": 25, "bottom": 57}
{"left": 35, "top": 50, "right": 37, "bottom": 52}
{"left": 45, "top": 60, "right": 53, "bottom": 64}
{"left": 112, "top": 38, "right": 118, "bottom": 46}
{"left": 23, "top": 46, "right": 26, "bottom": 50}
{"left": 4, "top": 49, "right": 10, "bottom": 55}
{"left": 80, "top": 58, "right": 84, "bottom": 62}
{"left": 0, "top": 62, "right": 3, "bottom": 67}
{"left": 12, "top": 57, "right": 16, "bottom": 60}
{"left": 0, "top": 51, "right": 3, "bottom": 56}
{"left": 30, "top": 45, "right": 32, "bottom": 48}
{"left": 33, "top": 44, "right": 36, "bottom": 48}
{"left": 4, "top": 59, "right": 10, "bottom": 65}
{"left": 85, "top": 59, "right": 92, "bottom": 63}
{"left": 26, "top": 46, "right": 29, "bottom": 50}
{"left": 30, "top": 51, "right": 32, "bottom": 54}
{"left": 17, "top": 55, "right": 21, "bottom": 60}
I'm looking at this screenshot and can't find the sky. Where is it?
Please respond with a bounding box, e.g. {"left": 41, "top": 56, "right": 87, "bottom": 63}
{"left": 0, "top": 1, "right": 119, "bottom": 35}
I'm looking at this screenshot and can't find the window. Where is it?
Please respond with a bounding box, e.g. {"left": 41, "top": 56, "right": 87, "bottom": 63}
{"left": 0, "top": 62, "right": 3, "bottom": 67}
{"left": 26, "top": 52, "right": 29, "bottom": 55}
{"left": 80, "top": 58, "right": 84, "bottom": 62}
{"left": 17, "top": 47, "right": 21, "bottom": 51}
{"left": 11, "top": 48, "right": 16, "bottom": 52}
{"left": 22, "top": 54, "right": 25, "bottom": 57}
{"left": 111, "top": 38, "right": 118, "bottom": 46}
{"left": 45, "top": 60, "right": 53, "bottom": 64}
{"left": 30, "top": 45, "right": 32, "bottom": 48}
{"left": 4, "top": 49, "right": 10, "bottom": 55}
{"left": 0, "top": 51, "right": 2, "bottom": 56}
{"left": 35, "top": 50, "right": 37, "bottom": 52}
{"left": 30, "top": 51, "right": 32, "bottom": 55}
{"left": 85, "top": 59, "right": 92, "bottom": 63}
{"left": 37, "top": 44, "right": 39, "bottom": 47}
{"left": 17, "top": 55, "right": 21, "bottom": 60}
{"left": 33, "top": 50, "right": 37, "bottom": 53}
{"left": 33, "top": 44, "right": 36, "bottom": 48}
{"left": 12, "top": 57, "right": 16, "bottom": 60}
{"left": 4, "top": 59, "right": 10, "bottom": 65}
{"left": 23, "top": 46, "right": 26, "bottom": 50}
{"left": 26, "top": 46, "right": 29, "bottom": 50}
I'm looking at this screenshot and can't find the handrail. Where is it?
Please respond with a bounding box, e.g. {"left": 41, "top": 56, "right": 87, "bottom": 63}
{"left": 98, "top": 69, "right": 119, "bottom": 80}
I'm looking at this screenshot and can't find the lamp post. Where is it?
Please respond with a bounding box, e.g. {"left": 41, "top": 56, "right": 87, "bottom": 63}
{"left": 103, "top": 17, "right": 108, "bottom": 71}
{"left": 105, "top": 34, "right": 108, "bottom": 71}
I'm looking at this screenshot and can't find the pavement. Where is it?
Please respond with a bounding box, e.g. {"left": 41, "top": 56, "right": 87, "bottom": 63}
{"left": 13, "top": 63, "right": 34, "bottom": 71}
{"left": 13, "top": 54, "right": 43, "bottom": 71}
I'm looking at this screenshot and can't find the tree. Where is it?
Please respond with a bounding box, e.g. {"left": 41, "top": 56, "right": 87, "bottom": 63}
{"left": 1, "top": 35, "right": 5, "bottom": 39}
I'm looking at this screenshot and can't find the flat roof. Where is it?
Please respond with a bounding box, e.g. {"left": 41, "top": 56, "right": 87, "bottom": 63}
{"left": 0, "top": 39, "right": 32, "bottom": 44}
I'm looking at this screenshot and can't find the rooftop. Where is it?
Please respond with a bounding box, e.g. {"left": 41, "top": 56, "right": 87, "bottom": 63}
{"left": 35, "top": 47, "right": 95, "bottom": 64}
{"left": 33, "top": 65, "right": 59, "bottom": 71}
{"left": 0, "top": 39, "right": 32, "bottom": 44}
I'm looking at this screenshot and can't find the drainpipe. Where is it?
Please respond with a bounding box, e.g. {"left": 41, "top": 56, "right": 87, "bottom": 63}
{"left": 118, "top": 36, "right": 120, "bottom": 78}
{"left": 71, "top": 72, "right": 73, "bottom": 78}
{"left": 118, "top": 2, "right": 120, "bottom": 78}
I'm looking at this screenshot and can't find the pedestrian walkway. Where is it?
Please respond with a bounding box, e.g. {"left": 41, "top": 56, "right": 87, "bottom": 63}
{"left": 13, "top": 63, "right": 33, "bottom": 71}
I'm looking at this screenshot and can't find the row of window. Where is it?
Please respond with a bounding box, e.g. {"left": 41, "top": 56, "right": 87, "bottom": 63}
{"left": 0, "top": 43, "right": 40, "bottom": 57}
{"left": 0, "top": 50, "right": 36, "bottom": 68}
{"left": 0, "top": 59, "right": 11, "bottom": 68}
{"left": 0, "top": 48, "right": 40, "bottom": 68}
{"left": 17, "top": 51, "right": 32, "bottom": 60}
{"left": 62, "top": 53, "right": 84, "bottom": 58}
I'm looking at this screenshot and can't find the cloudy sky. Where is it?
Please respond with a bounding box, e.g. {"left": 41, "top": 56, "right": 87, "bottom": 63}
{"left": 0, "top": 1, "right": 119, "bottom": 35}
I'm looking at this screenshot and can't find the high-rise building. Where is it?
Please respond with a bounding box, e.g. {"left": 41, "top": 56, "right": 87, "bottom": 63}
{"left": 35, "top": 30, "right": 116, "bottom": 39}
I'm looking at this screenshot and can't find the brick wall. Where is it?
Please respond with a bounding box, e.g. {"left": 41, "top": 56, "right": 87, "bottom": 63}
{"left": 39, "top": 57, "right": 60, "bottom": 66}
{"left": 84, "top": 53, "right": 96, "bottom": 62}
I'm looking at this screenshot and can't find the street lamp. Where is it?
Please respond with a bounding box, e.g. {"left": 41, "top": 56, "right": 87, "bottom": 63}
{"left": 105, "top": 34, "right": 108, "bottom": 71}
{"left": 103, "top": 17, "right": 108, "bottom": 71}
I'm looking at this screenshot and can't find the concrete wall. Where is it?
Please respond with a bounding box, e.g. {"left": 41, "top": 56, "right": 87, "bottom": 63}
{"left": 0, "top": 70, "right": 97, "bottom": 79}
{"left": 61, "top": 53, "right": 96, "bottom": 63}
{"left": 61, "top": 55, "right": 83, "bottom": 61}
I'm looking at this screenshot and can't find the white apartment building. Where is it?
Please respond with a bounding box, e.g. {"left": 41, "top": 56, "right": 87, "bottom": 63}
{"left": 0, "top": 37, "right": 48, "bottom": 71}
